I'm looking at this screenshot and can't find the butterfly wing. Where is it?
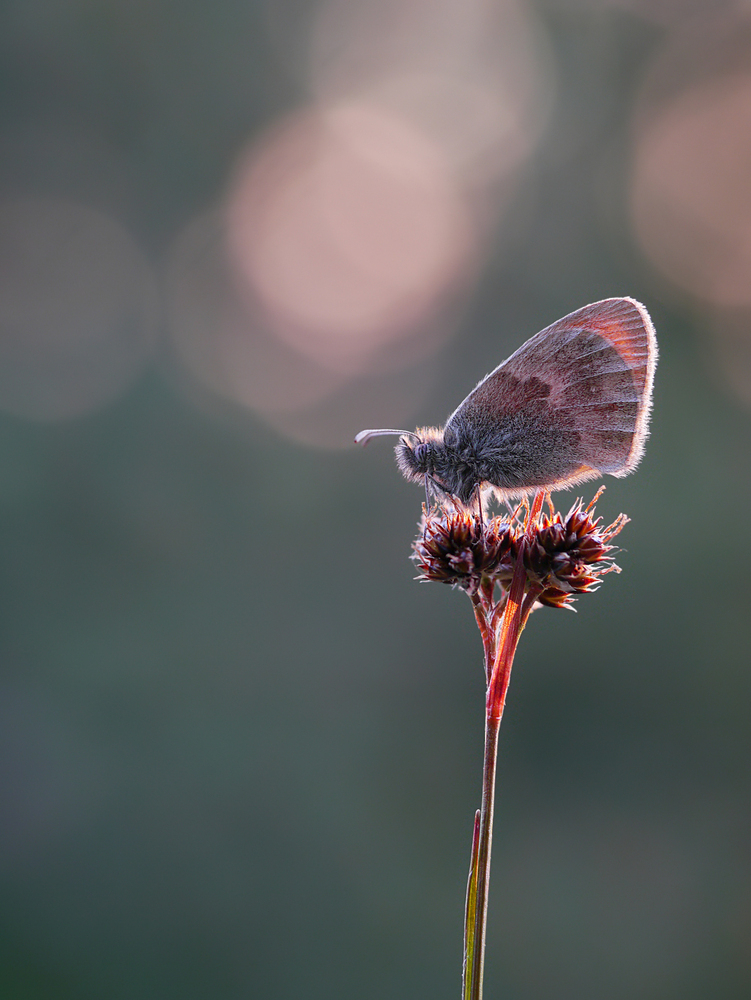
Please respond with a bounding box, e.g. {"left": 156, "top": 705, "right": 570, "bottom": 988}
{"left": 444, "top": 297, "right": 657, "bottom": 496}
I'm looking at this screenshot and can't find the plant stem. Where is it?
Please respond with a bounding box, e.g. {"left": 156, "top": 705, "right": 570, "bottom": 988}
{"left": 470, "top": 592, "right": 493, "bottom": 684}
{"left": 464, "top": 491, "right": 545, "bottom": 1000}
{"left": 466, "top": 709, "right": 501, "bottom": 1000}
{"left": 466, "top": 552, "right": 527, "bottom": 1000}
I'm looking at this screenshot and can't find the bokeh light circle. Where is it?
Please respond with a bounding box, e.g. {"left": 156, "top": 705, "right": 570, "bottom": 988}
{"left": 165, "top": 209, "right": 441, "bottom": 448}
{"left": 226, "top": 102, "right": 475, "bottom": 374}
{"left": 632, "top": 72, "right": 751, "bottom": 308}
{"left": 308, "top": 0, "right": 553, "bottom": 186}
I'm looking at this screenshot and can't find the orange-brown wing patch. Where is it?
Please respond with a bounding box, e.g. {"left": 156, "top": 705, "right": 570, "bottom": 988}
{"left": 553, "top": 297, "right": 656, "bottom": 400}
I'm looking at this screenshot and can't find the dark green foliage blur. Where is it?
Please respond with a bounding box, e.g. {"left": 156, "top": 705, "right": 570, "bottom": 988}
{"left": 1, "top": 3, "right": 750, "bottom": 999}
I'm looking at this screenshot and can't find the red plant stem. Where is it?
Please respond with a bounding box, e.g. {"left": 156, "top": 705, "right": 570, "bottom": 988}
{"left": 470, "top": 592, "right": 494, "bottom": 684}
{"left": 466, "top": 488, "right": 546, "bottom": 1000}
{"left": 486, "top": 550, "right": 528, "bottom": 722}
{"left": 468, "top": 550, "right": 528, "bottom": 999}
{"left": 466, "top": 712, "right": 501, "bottom": 1000}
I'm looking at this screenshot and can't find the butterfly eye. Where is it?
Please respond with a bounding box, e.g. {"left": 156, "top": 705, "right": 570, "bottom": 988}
{"left": 413, "top": 442, "right": 432, "bottom": 469}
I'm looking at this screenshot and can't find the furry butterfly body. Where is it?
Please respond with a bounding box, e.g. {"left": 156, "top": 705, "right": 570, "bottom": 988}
{"left": 356, "top": 297, "right": 657, "bottom": 505}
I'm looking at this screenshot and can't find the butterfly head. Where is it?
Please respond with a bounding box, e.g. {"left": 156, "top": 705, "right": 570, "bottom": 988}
{"left": 395, "top": 429, "right": 436, "bottom": 479}
{"left": 395, "top": 427, "right": 478, "bottom": 504}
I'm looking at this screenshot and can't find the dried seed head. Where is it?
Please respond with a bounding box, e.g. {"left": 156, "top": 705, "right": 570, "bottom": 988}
{"left": 526, "top": 499, "right": 629, "bottom": 608}
{"left": 411, "top": 493, "right": 628, "bottom": 608}
{"left": 412, "top": 509, "right": 516, "bottom": 595}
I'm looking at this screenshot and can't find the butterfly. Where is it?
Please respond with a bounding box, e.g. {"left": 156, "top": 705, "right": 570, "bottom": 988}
{"left": 356, "top": 297, "right": 657, "bottom": 507}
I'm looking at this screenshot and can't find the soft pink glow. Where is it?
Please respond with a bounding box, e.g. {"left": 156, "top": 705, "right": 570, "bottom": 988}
{"left": 308, "top": 0, "right": 552, "bottom": 188}
{"left": 226, "top": 103, "right": 474, "bottom": 373}
{"left": 630, "top": 11, "right": 751, "bottom": 408}
{"left": 166, "top": 212, "right": 349, "bottom": 409}
{"left": 172, "top": 0, "right": 554, "bottom": 444}
{"left": 165, "top": 211, "right": 437, "bottom": 447}
{"left": 632, "top": 73, "right": 751, "bottom": 307}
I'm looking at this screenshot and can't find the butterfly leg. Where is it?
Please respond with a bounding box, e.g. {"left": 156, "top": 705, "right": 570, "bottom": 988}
{"left": 424, "top": 474, "right": 465, "bottom": 514}
{"left": 472, "top": 483, "right": 484, "bottom": 525}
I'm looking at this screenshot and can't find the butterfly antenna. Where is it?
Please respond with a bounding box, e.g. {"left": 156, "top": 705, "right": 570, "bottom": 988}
{"left": 354, "top": 428, "right": 419, "bottom": 446}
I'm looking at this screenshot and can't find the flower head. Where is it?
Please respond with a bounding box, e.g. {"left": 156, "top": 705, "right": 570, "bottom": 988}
{"left": 412, "top": 507, "right": 516, "bottom": 596}
{"left": 411, "top": 490, "right": 628, "bottom": 610}
{"left": 524, "top": 496, "right": 628, "bottom": 608}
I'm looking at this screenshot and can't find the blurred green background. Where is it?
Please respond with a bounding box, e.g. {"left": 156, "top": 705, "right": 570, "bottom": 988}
{"left": 1, "top": 1, "right": 751, "bottom": 998}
